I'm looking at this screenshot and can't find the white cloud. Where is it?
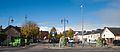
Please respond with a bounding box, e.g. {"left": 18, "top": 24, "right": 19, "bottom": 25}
{"left": 108, "top": 0, "right": 120, "bottom": 8}
{"left": 40, "top": 26, "right": 51, "bottom": 31}
{"left": 40, "top": 0, "right": 120, "bottom": 33}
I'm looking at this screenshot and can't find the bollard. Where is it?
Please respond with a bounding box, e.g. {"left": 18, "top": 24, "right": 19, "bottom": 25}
{"left": 107, "top": 43, "right": 108, "bottom": 47}
{"left": 71, "top": 42, "right": 73, "bottom": 48}
{"left": 91, "top": 41, "right": 92, "bottom": 48}
{"left": 54, "top": 43, "right": 56, "bottom": 47}
{"left": 60, "top": 43, "right": 61, "bottom": 48}
{"left": 81, "top": 43, "right": 83, "bottom": 48}
{"left": 1, "top": 42, "right": 3, "bottom": 47}
{"left": 89, "top": 42, "right": 90, "bottom": 47}
{"left": 10, "top": 42, "right": 12, "bottom": 47}
{"left": 101, "top": 43, "right": 103, "bottom": 48}
{"left": 7, "top": 40, "right": 9, "bottom": 47}
{"left": 89, "top": 40, "right": 90, "bottom": 48}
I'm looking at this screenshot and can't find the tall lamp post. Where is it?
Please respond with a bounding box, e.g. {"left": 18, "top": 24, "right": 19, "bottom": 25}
{"left": 61, "top": 18, "right": 68, "bottom": 46}
{"left": 7, "top": 16, "right": 14, "bottom": 47}
{"left": 61, "top": 18, "right": 68, "bottom": 37}
{"left": 80, "top": 0, "right": 84, "bottom": 48}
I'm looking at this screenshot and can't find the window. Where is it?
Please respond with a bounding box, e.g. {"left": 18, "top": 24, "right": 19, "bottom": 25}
{"left": 88, "top": 36, "right": 90, "bottom": 38}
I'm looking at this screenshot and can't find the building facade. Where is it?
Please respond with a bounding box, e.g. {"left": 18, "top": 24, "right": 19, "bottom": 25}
{"left": 101, "top": 27, "right": 120, "bottom": 44}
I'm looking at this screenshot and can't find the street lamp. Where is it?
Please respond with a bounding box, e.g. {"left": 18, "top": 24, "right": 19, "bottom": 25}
{"left": 80, "top": 0, "right": 84, "bottom": 48}
{"left": 61, "top": 18, "right": 68, "bottom": 37}
{"left": 7, "top": 16, "right": 14, "bottom": 47}
{"left": 61, "top": 18, "right": 68, "bottom": 46}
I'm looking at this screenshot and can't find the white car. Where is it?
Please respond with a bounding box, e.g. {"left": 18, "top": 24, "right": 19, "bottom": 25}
{"left": 69, "top": 39, "right": 74, "bottom": 43}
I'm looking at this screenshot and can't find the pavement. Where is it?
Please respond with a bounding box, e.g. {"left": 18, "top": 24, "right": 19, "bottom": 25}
{"left": 0, "top": 43, "right": 38, "bottom": 51}
{"left": 1, "top": 40, "right": 120, "bottom": 52}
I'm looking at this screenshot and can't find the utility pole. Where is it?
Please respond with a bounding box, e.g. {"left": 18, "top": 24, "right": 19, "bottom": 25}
{"left": 81, "top": 0, "right": 84, "bottom": 48}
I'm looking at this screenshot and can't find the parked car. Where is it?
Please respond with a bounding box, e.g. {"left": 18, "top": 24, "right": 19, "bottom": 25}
{"left": 113, "top": 40, "right": 120, "bottom": 46}
{"left": 74, "top": 39, "right": 82, "bottom": 44}
{"left": 55, "top": 39, "right": 60, "bottom": 43}
{"left": 48, "top": 39, "right": 59, "bottom": 43}
{"left": 68, "top": 39, "right": 74, "bottom": 43}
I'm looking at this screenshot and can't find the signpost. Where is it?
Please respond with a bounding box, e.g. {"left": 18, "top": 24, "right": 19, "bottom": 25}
{"left": 52, "top": 31, "right": 56, "bottom": 47}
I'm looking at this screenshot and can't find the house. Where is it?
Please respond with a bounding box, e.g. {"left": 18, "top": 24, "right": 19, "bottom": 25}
{"left": 40, "top": 31, "right": 49, "bottom": 39}
{"left": 4, "top": 25, "right": 21, "bottom": 42}
{"left": 0, "top": 25, "right": 7, "bottom": 43}
{"left": 74, "top": 29, "right": 103, "bottom": 43}
{"left": 101, "top": 27, "right": 120, "bottom": 44}
{"left": 84, "top": 29, "right": 103, "bottom": 43}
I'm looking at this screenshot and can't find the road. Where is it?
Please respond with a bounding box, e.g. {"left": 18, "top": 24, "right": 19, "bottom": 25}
{"left": 0, "top": 43, "right": 120, "bottom": 52}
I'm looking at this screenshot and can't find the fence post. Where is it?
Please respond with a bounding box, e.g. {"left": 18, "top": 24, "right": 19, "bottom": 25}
{"left": 91, "top": 40, "right": 92, "bottom": 48}
{"left": 71, "top": 42, "right": 73, "bottom": 48}
{"left": 7, "top": 40, "right": 9, "bottom": 47}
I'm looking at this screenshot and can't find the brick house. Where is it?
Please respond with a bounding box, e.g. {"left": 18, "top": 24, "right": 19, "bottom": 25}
{"left": 40, "top": 31, "right": 49, "bottom": 39}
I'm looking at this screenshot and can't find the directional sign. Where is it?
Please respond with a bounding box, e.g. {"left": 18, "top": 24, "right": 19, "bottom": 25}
{"left": 52, "top": 31, "right": 55, "bottom": 36}
{"left": 52, "top": 31, "right": 55, "bottom": 34}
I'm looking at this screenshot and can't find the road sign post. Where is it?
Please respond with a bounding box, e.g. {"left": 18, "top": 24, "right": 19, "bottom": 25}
{"left": 52, "top": 31, "right": 56, "bottom": 47}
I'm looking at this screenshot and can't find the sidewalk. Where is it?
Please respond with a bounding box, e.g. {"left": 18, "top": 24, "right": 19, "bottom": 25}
{"left": 47, "top": 44, "right": 120, "bottom": 49}
{"left": 0, "top": 43, "right": 38, "bottom": 51}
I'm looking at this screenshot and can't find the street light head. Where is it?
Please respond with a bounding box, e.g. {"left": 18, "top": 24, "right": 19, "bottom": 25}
{"left": 66, "top": 20, "right": 68, "bottom": 24}
{"left": 61, "top": 19, "right": 63, "bottom": 23}
{"left": 81, "top": 5, "right": 83, "bottom": 8}
{"left": 11, "top": 19, "right": 14, "bottom": 23}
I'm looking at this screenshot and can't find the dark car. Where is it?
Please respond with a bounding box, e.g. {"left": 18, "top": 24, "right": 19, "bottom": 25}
{"left": 48, "top": 39, "right": 59, "bottom": 43}
{"left": 55, "top": 39, "right": 60, "bottom": 43}
{"left": 113, "top": 40, "right": 120, "bottom": 46}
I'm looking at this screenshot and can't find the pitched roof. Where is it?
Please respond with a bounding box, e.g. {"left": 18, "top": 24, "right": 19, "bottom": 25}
{"left": 107, "top": 27, "right": 120, "bottom": 35}
{"left": 4, "top": 25, "right": 21, "bottom": 32}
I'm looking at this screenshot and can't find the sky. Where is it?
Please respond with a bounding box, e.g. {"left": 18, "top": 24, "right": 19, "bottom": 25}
{"left": 0, "top": 0, "right": 120, "bottom": 33}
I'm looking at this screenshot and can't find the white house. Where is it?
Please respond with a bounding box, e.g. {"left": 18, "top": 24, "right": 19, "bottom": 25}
{"left": 74, "top": 29, "right": 103, "bottom": 43}
{"left": 85, "top": 33, "right": 100, "bottom": 43}
{"left": 101, "top": 27, "right": 120, "bottom": 44}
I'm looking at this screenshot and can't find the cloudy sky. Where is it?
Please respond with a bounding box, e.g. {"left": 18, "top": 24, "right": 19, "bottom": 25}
{"left": 0, "top": 0, "right": 120, "bottom": 33}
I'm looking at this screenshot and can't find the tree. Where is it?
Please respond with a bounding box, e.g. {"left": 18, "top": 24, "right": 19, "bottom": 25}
{"left": 48, "top": 27, "right": 57, "bottom": 39}
{"left": 62, "top": 31, "right": 67, "bottom": 37}
{"left": 21, "top": 21, "right": 40, "bottom": 39}
{"left": 0, "top": 30, "right": 7, "bottom": 42}
{"left": 56, "top": 32, "right": 62, "bottom": 39}
{"left": 96, "top": 37, "right": 103, "bottom": 47}
{"left": 68, "top": 28, "right": 74, "bottom": 38}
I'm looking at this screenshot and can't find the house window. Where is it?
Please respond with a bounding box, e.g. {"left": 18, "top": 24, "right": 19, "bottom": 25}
{"left": 88, "top": 36, "right": 90, "bottom": 38}
{"left": 103, "top": 35, "right": 105, "bottom": 38}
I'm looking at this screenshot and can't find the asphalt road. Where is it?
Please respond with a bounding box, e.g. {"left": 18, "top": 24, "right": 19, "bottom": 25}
{"left": 1, "top": 43, "right": 120, "bottom": 52}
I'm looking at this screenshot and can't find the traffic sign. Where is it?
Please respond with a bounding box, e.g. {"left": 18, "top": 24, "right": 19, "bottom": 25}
{"left": 52, "top": 31, "right": 55, "bottom": 36}
{"left": 52, "top": 31, "right": 55, "bottom": 34}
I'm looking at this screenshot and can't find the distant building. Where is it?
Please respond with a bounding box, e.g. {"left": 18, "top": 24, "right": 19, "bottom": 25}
{"left": 40, "top": 31, "right": 49, "bottom": 39}
{"left": 101, "top": 27, "right": 120, "bottom": 44}
{"left": 74, "top": 29, "right": 103, "bottom": 43}
{"left": 84, "top": 29, "right": 103, "bottom": 43}
{"left": 0, "top": 25, "right": 3, "bottom": 32}
{"left": 0, "top": 25, "right": 2, "bottom": 30}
